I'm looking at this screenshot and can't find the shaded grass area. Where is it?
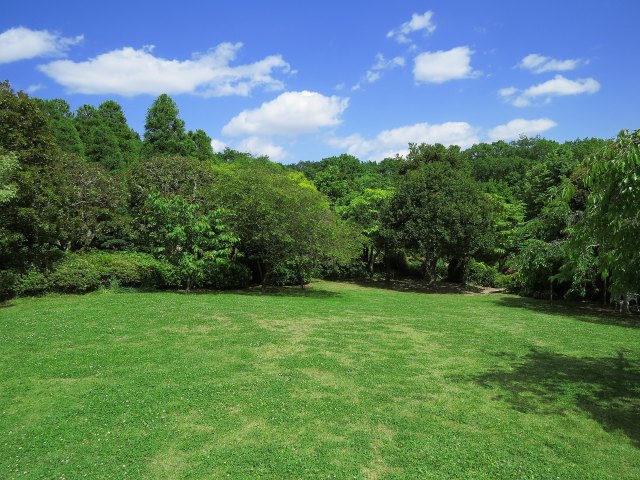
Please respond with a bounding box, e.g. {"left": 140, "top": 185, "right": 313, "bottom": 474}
{"left": 1, "top": 281, "right": 639, "bottom": 479}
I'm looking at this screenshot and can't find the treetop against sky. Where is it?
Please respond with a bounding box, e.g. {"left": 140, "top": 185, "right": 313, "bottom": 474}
{"left": 1, "top": 0, "right": 637, "bottom": 162}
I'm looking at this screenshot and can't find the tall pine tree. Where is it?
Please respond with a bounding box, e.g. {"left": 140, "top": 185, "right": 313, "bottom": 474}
{"left": 142, "top": 94, "right": 195, "bottom": 158}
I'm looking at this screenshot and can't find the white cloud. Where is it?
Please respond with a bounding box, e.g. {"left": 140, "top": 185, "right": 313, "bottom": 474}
{"left": 498, "top": 86, "right": 518, "bottom": 97}
{"left": 210, "top": 139, "right": 227, "bottom": 152}
{"left": 26, "top": 84, "right": 45, "bottom": 94}
{"left": 372, "top": 54, "right": 405, "bottom": 71}
{"left": 39, "top": 43, "right": 290, "bottom": 97}
{"left": 328, "top": 121, "right": 480, "bottom": 161}
{"left": 413, "top": 46, "right": 478, "bottom": 83}
{"left": 0, "top": 26, "right": 82, "bottom": 64}
{"left": 518, "top": 53, "right": 586, "bottom": 74}
{"left": 489, "top": 118, "right": 557, "bottom": 141}
{"left": 222, "top": 90, "right": 348, "bottom": 136}
{"left": 500, "top": 74, "right": 600, "bottom": 106}
{"left": 387, "top": 11, "right": 436, "bottom": 43}
{"left": 236, "top": 136, "right": 289, "bottom": 161}
{"left": 352, "top": 53, "right": 406, "bottom": 90}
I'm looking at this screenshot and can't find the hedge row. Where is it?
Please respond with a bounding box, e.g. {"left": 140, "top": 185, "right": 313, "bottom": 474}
{"left": 0, "top": 251, "right": 251, "bottom": 300}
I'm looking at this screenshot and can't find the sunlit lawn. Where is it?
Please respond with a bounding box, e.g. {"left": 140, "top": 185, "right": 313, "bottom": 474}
{"left": 1, "top": 281, "right": 639, "bottom": 479}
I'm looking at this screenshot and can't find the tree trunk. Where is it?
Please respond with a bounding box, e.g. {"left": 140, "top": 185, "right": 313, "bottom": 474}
{"left": 368, "top": 249, "right": 377, "bottom": 277}
{"left": 423, "top": 255, "right": 437, "bottom": 285}
{"left": 256, "top": 261, "right": 266, "bottom": 291}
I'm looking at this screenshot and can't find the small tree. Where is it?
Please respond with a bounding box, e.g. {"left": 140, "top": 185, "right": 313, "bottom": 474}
{"left": 143, "top": 193, "right": 237, "bottom": 291}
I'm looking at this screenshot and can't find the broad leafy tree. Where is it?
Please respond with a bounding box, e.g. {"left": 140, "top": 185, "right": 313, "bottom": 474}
{"left": 0, "top": 151, "right": 18, "bottom": 204}
{"left": 564, "top": 130, "right": 640, "bottom": 300}
{"left": 216, "top": 163, "right": 361, "bottom": 288}
{"left": 384, "top": 157, "right": 493, "bottom": 283}
{"left": 143, "top": 193, "right": 237, "bottom": 291}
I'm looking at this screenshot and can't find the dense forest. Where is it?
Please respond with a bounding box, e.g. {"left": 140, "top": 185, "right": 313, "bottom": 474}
{"left": 1, "top": 81, "right": 638, "bottom": 307}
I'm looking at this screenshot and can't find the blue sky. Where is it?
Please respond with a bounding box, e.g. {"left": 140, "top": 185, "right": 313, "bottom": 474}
{"left": 1, "top": 0, "right": 638, "bottom": 162}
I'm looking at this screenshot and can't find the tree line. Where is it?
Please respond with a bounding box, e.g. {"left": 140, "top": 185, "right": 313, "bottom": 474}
{"left": 0, "top": 81, "right": 638, "bottom": 306}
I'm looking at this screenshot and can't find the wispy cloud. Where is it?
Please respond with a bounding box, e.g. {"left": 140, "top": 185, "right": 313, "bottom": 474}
{"left": 500, "top": 74, "right": 600, "bottom": 106}
{"left": 352, "top": 53, "right": 405, "bottom": 90}
{"left": 518, "top": 53, "right": 587, "bottom": 74}
{"left": 387, "top": 11, "right": 436, "bottom": 43}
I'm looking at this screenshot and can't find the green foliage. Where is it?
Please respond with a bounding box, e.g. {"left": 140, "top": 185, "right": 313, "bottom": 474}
{"left": 483, "top": 193, "right": 526, "bottom": 264}
{"left": 129, "top": 155, "right": 215, "bottom": 211}
{"left": 1, "top": 80, "right": 634, "bottom": 302}
{"left": 515, "top": 239, "right": 565, "bottom": 297}
{"left": 187, "top": 129, "right": 214, "bottom": 162}
{"left": 565, "top": 130, "right": 640, "bottom": 297}
{"left": 466, "top": 260, "right": 500, "bottom": 287}
{"left": 47, "top": 251, "right": 178, "bottom": 293}
{"left": 496, "top": 271, "right": 524, "bottom": 293}
{"left": 143, "top": 193, "right": 237, "bottom": 290}
{"left": 0, "top": 151, "right": 18, "bottom": 204}
{"left": 142, "top": 94, "right": 196, "bottom": 158}
{"left": 404, "top": 142, "right": 469, "bottom": 172}
{"left": 200, "top": 258, "right": 252, "bottom": 289}
{"left": 216, "top": 164, "right": 361, "bottom": 287}
{"left": 35, "top": 99, "right": 85, "bottom": 157}
{"left": 0, "top": 81, "right": 58, "bottom": 167}
{"left": 385, "top": 157, "right": 493, "bottom": 282}
{"left": 0, "top": 270, "right": 17, "bottom": 302}
{"left": 97, "top": 100, "right": 141, "bottom": 166}
{"left": 13, "top": 268, "right": 50, "bottom": 296}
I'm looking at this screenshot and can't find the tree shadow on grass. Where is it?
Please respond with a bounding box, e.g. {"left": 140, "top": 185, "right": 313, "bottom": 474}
{"left": 494, "top": 296, "right": 640, "bottom": 328}
{"left": 347, "top": 277, "right": 488, "bottom": 295}
{"left": 474, "top": 349, "right": 640, "bottom": 446}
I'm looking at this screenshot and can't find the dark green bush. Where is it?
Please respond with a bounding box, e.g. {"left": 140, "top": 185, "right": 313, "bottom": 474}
{"left": 200, "top": 259, "right": 251, "bottom": 289}
{"left": 497, "top": 272, "right": 524, "bottom": 293}
{"left": 0, "top": 270, "right": 18, "bottom": 302}
{"left": 14, "top": 269, "right": 50, "bottom": 296}
{"left": 322, "top": 260, "right": 369, "bottom": 280}
{"left": 466, "top": 260, "right": 499, "bottom": 287}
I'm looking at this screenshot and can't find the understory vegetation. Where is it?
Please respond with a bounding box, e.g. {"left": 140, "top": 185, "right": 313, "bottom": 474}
{"left": 1, "top": 81, "right": 638, "bottom": 306}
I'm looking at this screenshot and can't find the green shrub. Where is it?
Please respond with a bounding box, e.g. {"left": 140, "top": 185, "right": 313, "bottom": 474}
{"left": 48, "top": 251, "right": 178, "bottom": 293}
{"left": 14, "top": 269, "right": 49, "bottom": 296}
{"left": 322, "top": 260, "right": 369, "bottom": 280}
{"left": 200, "top": 259, "right": 252, "bottom": 289}
{"left": 497, "top": 272, "right": 524, "bottom": 293}
{"left": 466, "top": 260, "right": 499, "bottom": 287}
{"left": 48, "top": 255, "right": 104, "bottom": 293}
{"left": 0, "top": 270, "right": 17, "bottom": 302}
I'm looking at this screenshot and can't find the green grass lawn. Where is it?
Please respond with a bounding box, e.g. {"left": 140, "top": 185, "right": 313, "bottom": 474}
{"left": 1, "top": 281, "right": 639, "bottom": 479}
